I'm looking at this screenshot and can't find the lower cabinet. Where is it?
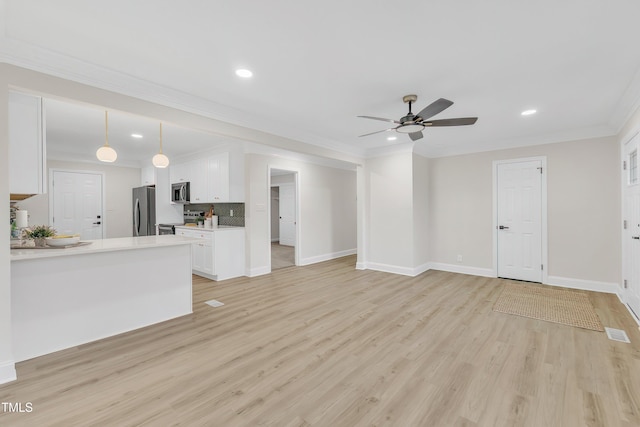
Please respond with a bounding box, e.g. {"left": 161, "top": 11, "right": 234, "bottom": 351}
{"left": 175, "top": 227, "right": 245, "bottom": 281}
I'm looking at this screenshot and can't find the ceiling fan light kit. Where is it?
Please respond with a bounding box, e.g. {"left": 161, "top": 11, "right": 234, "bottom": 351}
{"left": 358, "top": 94, "right": 478, "bottom": 141}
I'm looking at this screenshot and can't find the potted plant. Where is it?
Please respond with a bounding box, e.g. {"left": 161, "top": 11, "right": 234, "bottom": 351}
{"left": 23, "top": 225, "right": 56, "bottom": 247}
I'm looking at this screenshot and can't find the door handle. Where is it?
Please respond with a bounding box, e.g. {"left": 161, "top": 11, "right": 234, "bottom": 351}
{"left": 93, "top": 221, "right": 101, "bottom": 225}
{"left": 632, "top": 236, "right": 640, "bottom": 240}
{"left": 498, "top": 225, "right": 510, "bottom": 230}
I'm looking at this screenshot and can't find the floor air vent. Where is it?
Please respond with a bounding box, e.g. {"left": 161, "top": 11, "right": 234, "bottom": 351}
{"left": 605, "top": 327, "right": 630, "bottom": 343}
{"left": 205, "top": 299, "right": 225, "bottom": 308}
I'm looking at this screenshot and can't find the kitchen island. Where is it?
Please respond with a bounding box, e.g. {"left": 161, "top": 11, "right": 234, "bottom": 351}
{"left": 10, "top": 235, "right": 195, "bottom": 362}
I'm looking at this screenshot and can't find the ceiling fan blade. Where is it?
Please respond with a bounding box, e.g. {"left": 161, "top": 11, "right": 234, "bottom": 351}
{"left": 358, "top": 128, "right": 395, "bottom": 137}
{"left": 424, "top": 117, "right": 478, "bottom": 127}
{"left": 416, "top": 98, "right": 454, "bottom": 121}
{"left": 357, "top": 115, "right": 401, "bottom": 124}
{"left": 409, "top": 131, "right": 423, "bottom": 141}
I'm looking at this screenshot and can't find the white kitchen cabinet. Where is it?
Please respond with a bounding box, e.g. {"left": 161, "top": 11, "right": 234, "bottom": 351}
{"left": 170, "top": 162, "right": 190, "bottom": 184}
{"left": 208, "top": 152, "right": 230, "bottom": 202}
{"left": 141, "top": 165, "right": 156, "bottom": 186}
{"left": 189, "top": 158, "right": 208, "bottom": 203}
{"left": 9, "top": 91, "right": 46, "bottom": 195}
{"left": 171, "top": 152, "right": 230, "bottom": 203}
{"left": 175, "top": 226, "right": 245, "bottom": 280}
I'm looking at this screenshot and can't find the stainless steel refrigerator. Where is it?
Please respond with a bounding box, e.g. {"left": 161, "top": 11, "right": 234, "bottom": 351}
{"left": 132, "top": 186, "right": 156, "bottom": 236}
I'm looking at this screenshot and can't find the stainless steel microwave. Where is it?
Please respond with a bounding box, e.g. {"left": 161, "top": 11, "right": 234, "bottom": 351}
{"left": 171, "top": 182, "right": 190, "bottom": 203}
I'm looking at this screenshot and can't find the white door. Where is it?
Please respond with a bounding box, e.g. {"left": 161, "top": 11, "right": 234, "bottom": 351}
{"left": 52, "top": 170, "right": 104, "bottom": 240}
{"left": 623, "top": 134, "right": 640, "bottom": 319}
{"left": 496, "top": 160, "right": 543, "bottom": 282}
{"left": 279, "top": 183, "right": 296, "bottom": 247}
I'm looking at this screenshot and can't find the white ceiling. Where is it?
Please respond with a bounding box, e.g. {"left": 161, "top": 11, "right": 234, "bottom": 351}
{"left": 3, "top": 0, "right": 640, "bottom": 161}
{"left": 44, "top": 98, "right": 230, "bottom": 167}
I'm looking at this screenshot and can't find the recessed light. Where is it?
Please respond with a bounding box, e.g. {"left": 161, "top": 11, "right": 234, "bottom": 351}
{"left": 387, "top": 136, "right": 397, "bottom": 141}
{"left": 521, "top": 109, "right": 537, "bottom": 116}
{"left": 235, "top": 69, "right": 253, "bottom": 78}
{"left": 131, "top": 133, "right": 143, "bottom": 139}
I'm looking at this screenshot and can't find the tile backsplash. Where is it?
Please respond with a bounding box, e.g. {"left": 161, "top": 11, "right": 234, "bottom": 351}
{"left": 187, "top": 202, "right": 245, "bottom": 227}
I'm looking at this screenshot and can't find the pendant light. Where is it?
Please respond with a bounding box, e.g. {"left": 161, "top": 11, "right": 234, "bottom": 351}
{"left": 152, "top": 122, "right": 170, "bottom": 168}
{"left": 96, "top": 110, "right": 117, "bottom": 162}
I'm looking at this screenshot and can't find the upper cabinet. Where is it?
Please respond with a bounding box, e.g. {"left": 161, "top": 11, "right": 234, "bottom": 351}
{"left": 9, "top": 92, "right": 46, "bottom": 196}
{"left": 169, "top": 162, "right": 190, "bottom": 184}
{"left": 171, "top": 151, "right": 241, "bottom": 204}
{"left": 141, "top": 165, "right": 156, "bottom": 186}
{"left": 207, "top": 152, "right": 230, "bottom": 202}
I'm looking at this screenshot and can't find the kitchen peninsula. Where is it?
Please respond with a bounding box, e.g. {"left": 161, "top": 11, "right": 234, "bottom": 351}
{"left": 10, "top": 235, "right": 195, "bottom": 362}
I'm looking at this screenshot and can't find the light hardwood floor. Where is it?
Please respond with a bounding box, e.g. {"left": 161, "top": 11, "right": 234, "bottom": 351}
{"left": 271, "top": 242, "right": 295, "bottom": 270}
{"left": 1, "top": 256, "right": 639, "bottom": 426}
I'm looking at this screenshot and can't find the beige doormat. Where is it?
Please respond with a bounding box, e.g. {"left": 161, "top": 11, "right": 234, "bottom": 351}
{"left": 493, "top": 283, "right": 604, "bottom": 331}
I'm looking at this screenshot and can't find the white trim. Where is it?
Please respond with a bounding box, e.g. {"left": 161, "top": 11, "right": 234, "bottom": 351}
{"left": 492, "top": 156, "right": 548, "bottom": 284}
{"left": 545, "top": 275, "right": 620, "bottom": 294}
{"left": 267, "top": 166, "right": 301, "bottom": 271}
{"left": 428, "top": 262, "right": 495, "bottom": 278}
{"left": 365, "top": 262, "right": 417, "bottom": 277}
{"left": 247, "top": 266, "right": 271, "bottom": 277}
{"left": 619, "top": 128, "right": 640, "bottom": 330}
{"left": 49, "top": 168, "right": 107, "bottom": 239}
{"left": 0, "top": 361, "right": 17, "bottom": 385}
{"left": 299, "top": 249, "right": 356, "bottom": 266}
{"left": 355, "top": 164, "right": 367, "bottom": 271}
{"left": 617, "top": 292, "right": 640, "bottom": 326}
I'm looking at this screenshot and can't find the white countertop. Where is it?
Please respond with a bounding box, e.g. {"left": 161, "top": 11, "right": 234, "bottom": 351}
{"left": 10, "top": 235, "right": 198, "bottom": 261}
{"left": 174, "top": 225, "right": 244, "bottom": 232}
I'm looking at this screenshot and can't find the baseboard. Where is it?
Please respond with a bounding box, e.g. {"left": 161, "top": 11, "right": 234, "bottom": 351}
{"left": 299, "top": 249, "right": 356, "bottom": 266}
{"left": 271, "top": 238, "right": 279, "bottom": 243}
{"left": 616, "top": 292, "right": 640, "bottom": 327}
{"left": 0, "top": 360, "right": 17, "bottom": 384}
{"left": 247, "top": 266, "right": 271, "bottom": 277}
{"left": 428, "top": 262, "right": 495, "bottom": 278}
{"left": 355, "top": 262, "right": 367, "bottom": 270}
{"left": 545, "top": 275, "right": 620, "bottom": 294}
{"left": 365, "top": 262, "right": 417, "bottom": 277}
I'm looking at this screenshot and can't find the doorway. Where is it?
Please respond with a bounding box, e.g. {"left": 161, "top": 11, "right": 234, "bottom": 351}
{"left": 270, "top": 168, "right": 298, "bottom": 270}
{"left": 50, "top": 169, "right": 105, "bottom": 239}
{"left": 622, "top": 132, "right": 640, "bottom": 320}
{"left": 494, "top": 157, "right": 547, "bottom": 282}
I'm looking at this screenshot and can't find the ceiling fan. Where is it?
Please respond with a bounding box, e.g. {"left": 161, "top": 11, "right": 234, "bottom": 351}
{"left": 358, "top": 95, "right": 478, "bottom": 141}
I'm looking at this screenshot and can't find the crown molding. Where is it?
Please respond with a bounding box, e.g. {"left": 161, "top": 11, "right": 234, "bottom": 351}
{"left": 418, "top": 124, "right": 617, "bottom": 159}
{"left": 0, "top": 35, "right": 364, "bottom": 159}
{"left": 609, "top": 63, "right": 640, "bottom": 134}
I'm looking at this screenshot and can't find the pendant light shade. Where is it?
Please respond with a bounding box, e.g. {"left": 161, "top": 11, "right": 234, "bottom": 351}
{"left": 96, "top": 111, "right": 117, "bottom": 162}
{"left": 152, "top": 122, "right": 169, "bottom": 168}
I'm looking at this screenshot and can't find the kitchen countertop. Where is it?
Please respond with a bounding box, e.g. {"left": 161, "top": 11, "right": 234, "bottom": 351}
{"left": 10, "top": 235, "right": 197, "bottom": 261}
{"left": 174, "top": 225, "right": 244, "bottom": 232}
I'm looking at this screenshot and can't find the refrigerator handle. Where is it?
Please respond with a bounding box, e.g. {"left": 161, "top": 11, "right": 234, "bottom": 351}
{"left": 134, "top": 198, "right": 140, "bottom": 236}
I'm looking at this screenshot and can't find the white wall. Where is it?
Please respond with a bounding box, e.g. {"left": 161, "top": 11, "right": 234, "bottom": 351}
{"left": 17, "top": 160, "right": 141, "bottom": 238}
{"left": 0, "top": 76, "right": 16, "bottom": 383}
{"left": 365, "top": 151, "right": 415, "bottom": 272}
{"left": 155, "top": 166, "right": 184, "bottom": 226}
{"left": 412, "top": 154, "right": 430, "bottom": 269}
{"left": 428, "top": 136, "right": 621, "bottom": 285}
{"left": 246, "top": 153, "right": 357, "bottom": 275}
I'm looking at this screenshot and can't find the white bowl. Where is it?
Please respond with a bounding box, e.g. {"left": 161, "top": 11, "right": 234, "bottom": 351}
{"left": 45, "top": 236, "right": 80, "bottom": 247}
